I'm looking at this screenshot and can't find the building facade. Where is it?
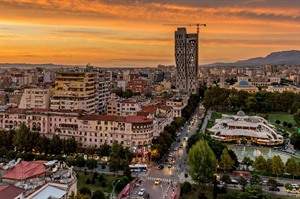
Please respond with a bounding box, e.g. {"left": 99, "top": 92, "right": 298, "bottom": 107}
{"left": 175, "top": 28, "right": 198, "bottom": 95}
{"left": 50, "top": 72, "right": 97, "bottom": 114}
{"left": 19, "top": 88, "right": 50, "bottom": 109}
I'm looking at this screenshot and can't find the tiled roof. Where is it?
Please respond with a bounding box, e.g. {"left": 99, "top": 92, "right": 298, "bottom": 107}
{"left": 0, "top": 184, "right": 24, "bottom": 199}
{"left": 3, "top": 161, "right": 46, "bottom": 180}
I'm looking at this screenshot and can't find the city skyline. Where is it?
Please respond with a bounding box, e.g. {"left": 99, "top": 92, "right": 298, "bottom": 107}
{"left": 1, "top": 0, "right": 299, "bottom": 66}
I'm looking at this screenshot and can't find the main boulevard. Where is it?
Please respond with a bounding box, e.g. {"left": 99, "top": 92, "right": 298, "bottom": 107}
{"left": 127, "top": 105, "right": 204, "bottom": 199}
{"left": 123, "top": 105, "right": 300, "bottom": 198}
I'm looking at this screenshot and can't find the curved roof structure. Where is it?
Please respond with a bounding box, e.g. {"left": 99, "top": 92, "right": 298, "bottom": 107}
{"left": 239, "top": 80, "right": 249, "bottom": 86}
{"left": 237, "top": 110, "right": 246, "bottom": 116}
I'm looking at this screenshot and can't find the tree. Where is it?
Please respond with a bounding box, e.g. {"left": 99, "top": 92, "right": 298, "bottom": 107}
{"left": 187, "top": 140, "right": 217, "bottom": 184}
{"left": 238, "top": 176, "right": 248, "bottom": 192}
{"left": 98, "top": 143, "right": 110, "bottom": 158}
{"left": 76, "top": 156, "right": 86, "bottom": 170}
{"left": 285, "top": 183, "right": 293, "bottom": 191}
{"left": 13, "top": 124, "right": 39, "bottom": 152}
{"left": 238, "top": 185, "right": 267, "bottom": 199}
{"left": 219, "top": 149, "right": 234, "bottom": 172}
{"left": 285, "top": 157, "right": 299, "bottom": 181}
{"left": 123, "top": 162, "right": 132, "bottom": 180}
{"left": 294, "top": 109, "right": 300, "bottom": 127}
{"left": 228, "top": 149, "right": 239, "bottom": 169}
{"left": 242, "top": 156, "right": 253, "bottom": 171}
{"left": 275, "top": 119, "right": 281, "bottom": 125}
{"left": 272, "top": 155, "right": 285, "bottom": 178}
{"left": 181, "top": 181, "right": 192, "bottom": 195}
{"left": 87, "top": 159, "right": 98, "bottom": 171}
{"left": 123, "top": 89, "right": 133, "bottom": 98}
{"left": 265, "top": 158, "right": 273, "bottom": 176}
{"left": 79, "top": 187, "right": 92, "bottom": 196}
{"left": 91, "top": 189, "right": 105, "bottom": 199}
{"left": 249, "top": 174, "right": 262, "bottom": 185}
{"left": 267, "top": 178, "right": 278, "bottom": 188}
{"left": 222, "top": 174, "right": 231, "bottom": 184}
{"left": 252, "top": 155, "right": 267, "bottom": 173}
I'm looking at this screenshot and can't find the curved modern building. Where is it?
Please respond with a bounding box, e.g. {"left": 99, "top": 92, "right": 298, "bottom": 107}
{"left": 209, "top": 111, "right": 283, "bottom": 145}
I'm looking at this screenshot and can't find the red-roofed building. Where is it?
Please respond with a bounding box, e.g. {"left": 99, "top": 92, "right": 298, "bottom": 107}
{"left": 2, "top": 161, "right": 46, "bottom": 183}
{"left": 0, "top": 184, "right": 25, "bottom": 199}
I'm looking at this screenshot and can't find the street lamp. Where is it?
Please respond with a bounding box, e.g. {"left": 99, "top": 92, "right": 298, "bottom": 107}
{"left": 110, "top": 179, "right": 121, "bottom": 199}
{"left": 160, "top": 184, "right": 165, "bottom": 199}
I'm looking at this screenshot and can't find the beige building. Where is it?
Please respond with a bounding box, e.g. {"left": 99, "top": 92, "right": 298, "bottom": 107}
{"left": 166, "top": 94, "right": 189, "bottom": 117}
{"left": 230, "top": 80, "right": 259, "bottom": 93}
{"left": 19, "top": 88, "right": 50, "bottom": 109}
{"left": 50, "top": 72, "right": 97, "bottom": 114}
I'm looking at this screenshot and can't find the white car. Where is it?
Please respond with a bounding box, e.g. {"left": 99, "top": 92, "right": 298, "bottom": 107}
{"left": 138, "top": 188, "right": 145, "bottom": 196}
{"left": 292, "top": 184, "right": 299, "bottom": 189}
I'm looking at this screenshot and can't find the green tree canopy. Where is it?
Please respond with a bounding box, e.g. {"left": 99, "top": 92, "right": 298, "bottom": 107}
{"left": 219, "top": 148, "right": 234, "bottom": 171}
{"left": 272, "top": 155, "right": 285, "bottom": 177}
{"left": 187, "top": 140, "right": 217, "bottom": 184}
{"left": 285, "top": 157, "right": 299, "bottom": 180}
{"left": 252, "top": 155, "right": 267, "bottom": 172}
{"left": 91, "top": 189, "right": 105, "bottom": 199}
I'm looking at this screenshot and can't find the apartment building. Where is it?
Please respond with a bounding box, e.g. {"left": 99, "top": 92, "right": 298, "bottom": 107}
{"left": 0, "top": 107, "right": 155, "bottom": 149}
{"left": 127, "top": 77, "right": 150, "bottom": 93}
{"left": 50, "top": 72, "right": 97, "bottom": 114}
{"left": 166, "top": 94, "right": 189, "bottom": 117}
{"left": 19, "top": 88, "right": 50, "bottom": 109}
{"left": 175, "top": 28, "right": 199, "bottom": 95}
{"left": 106, "top": 99, "right": 142, "bottom": 116}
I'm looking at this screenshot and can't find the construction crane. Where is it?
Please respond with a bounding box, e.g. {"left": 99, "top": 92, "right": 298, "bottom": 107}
{"left": 163, "top": 23, "right": 206, "bottom": 34}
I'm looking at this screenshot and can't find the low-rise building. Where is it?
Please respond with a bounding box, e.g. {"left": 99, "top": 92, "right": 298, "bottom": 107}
{"left": 166, "top": 94, "right": 189, "bottom": 117}
{"left": 230, "top": 80, "right": 259, "bottom": 93}
{"left": 209, "top": 111, "right": 283, "bottom": 146}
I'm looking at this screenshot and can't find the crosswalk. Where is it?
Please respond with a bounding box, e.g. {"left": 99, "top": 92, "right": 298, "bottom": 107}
{"left": 147, "top": 177, "right": 171, "bottom": 182}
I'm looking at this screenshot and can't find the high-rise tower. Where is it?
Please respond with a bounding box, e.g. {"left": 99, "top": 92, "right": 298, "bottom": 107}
{"left": 175, "top": 28, "right": 198, "bottom": 95}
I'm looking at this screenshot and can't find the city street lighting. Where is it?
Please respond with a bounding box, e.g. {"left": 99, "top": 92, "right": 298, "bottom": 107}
{"left": 110, "top": 179, "right": 121, "bottom": 199}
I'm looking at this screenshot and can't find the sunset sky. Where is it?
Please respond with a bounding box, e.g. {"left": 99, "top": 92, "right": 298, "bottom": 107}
{"left": 0, "top": 0, "right": 299, "bottom": 67}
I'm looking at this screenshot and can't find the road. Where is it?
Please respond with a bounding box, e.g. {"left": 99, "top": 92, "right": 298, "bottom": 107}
{"left": 128, "top": 104, "right": 205, "bottom": 199}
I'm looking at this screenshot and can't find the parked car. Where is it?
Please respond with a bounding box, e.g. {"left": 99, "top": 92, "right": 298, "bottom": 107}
{"left": 269, "top": 187, "right": 280, "bottom": 192}
{"left": 179, "top": 144, "right": 183, "bottom": 148}
{"left": 168, "top": 163, "right": 173, "bottom": 168}
{"left": 292, "top": 184, "right": 299, "bottom": 189}
{"left": 143, "top": 193, "right": 150, "bottom": 199}
{"left": 174, "top": 147, "right": 179, "bottom": 151}
{"left": 277, "top": 182, "right": 284, "bottom": 187}
{"left": 138, "top": 188, "right": 145, "bottom": 196}
{"left": 157, "top": 165, "right": 164, "bottom": 170}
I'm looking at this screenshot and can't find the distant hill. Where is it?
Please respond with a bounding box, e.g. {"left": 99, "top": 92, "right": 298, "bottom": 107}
{"left": 204, "top": 50, "right": 300, "bottom": 67}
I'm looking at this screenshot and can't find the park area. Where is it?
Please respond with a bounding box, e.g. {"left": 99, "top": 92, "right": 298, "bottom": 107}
{"left": 76, "top": 171, "right": 117, "bottom": 196}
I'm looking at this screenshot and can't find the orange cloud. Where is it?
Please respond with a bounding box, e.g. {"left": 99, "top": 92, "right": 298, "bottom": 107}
{"left": 0, "top": 0, "right": 299, "bottom": 66}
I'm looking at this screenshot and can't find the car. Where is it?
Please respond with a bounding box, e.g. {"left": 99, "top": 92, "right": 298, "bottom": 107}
{"left": 154, "top": 178, "right": 161, "bottom": 185}
{"left": 138, "top": 188, "right": 145, "bottom": 196}
{"left": 157, "top": 165, "right": 164, "bottom": 170}
{"left": 269, "top": 187, "right": 280, "bottom": 192}
{"left": 174, "top": 147, "right": 179, "bottom": 151}
{"left": 168, "top": 153, "right": 173, "bottom": 157}
{"left": 168, "top": 163, "right": 172, "bottom": 168}
{"left": 277, "top": 182, "right": 284, "bottom": 187}
{"left": 292, "top": 184, "right": 299, "bottom": 189}
{"left": 143, "top": 193, "right": 150, "bottom": 199}
{"left": 179, "top": 144, "right": 183, "bottom": 148}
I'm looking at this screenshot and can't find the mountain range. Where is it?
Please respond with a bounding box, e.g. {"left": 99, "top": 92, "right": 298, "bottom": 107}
{"left": 203, "top": 50, "right": 300, "bottom": 67}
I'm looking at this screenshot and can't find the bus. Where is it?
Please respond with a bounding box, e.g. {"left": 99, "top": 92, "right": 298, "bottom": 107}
{"left": 129, "top": 164, "right": 147, "bottom": 172}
